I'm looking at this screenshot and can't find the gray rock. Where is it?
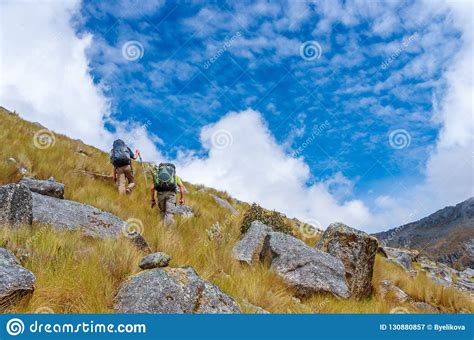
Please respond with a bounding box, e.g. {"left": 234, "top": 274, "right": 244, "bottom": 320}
{"left": 393, "top": 253, "right": 412, "bottom": 271}
{"left": 0, "top": 184, "right": 33, "bottom": 228}
{"left": 31, "top": 192, "right": 125, "bottom": 238}
{"left": 172, "top": 205, "right": 193, "bottom": 217}
{"left": 241, "top": 299, "right": 270, "bottom": 314}
{"left": 211, "top": 194, "right": 238, "bottom": 215}
{"left": 381, "top": 247, "right": 417, "bottom": 270}
{"left": 378, "top": 280, "right": 410, "bottom": 303}
{"left": 114, "top": 266, "right": 240, "bottom": 314}
{"left": 139, "top": 252, "right": 171, "bottom": 269}
{"left": 411, "top": 301, "right": 439, "bottom": 313}
{"left": 261, "top": 231, "right": 350, "bottom": 299}
{"left": 317, "top": 223, "right": 378, "bottom": 299}
{"left": 0, "top": 248, "right": 36, "bottom": 310}
{"left": 19, "top": 177, "right": 65, "bottom": 199}
{"left": 232, "top": 221, "right": 272, "bottom": 265}
{"left": 127, "top": 231, "right": 151, "bottom": 253}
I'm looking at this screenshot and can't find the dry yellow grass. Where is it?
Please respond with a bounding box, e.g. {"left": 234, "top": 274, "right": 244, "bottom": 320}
{"left": 0, "top": 107, "right": 472, "bottom": 314}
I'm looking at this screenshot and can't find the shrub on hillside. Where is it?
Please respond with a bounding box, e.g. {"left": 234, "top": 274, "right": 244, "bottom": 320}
{"left": 240, "top": 203, "right": 293, "bottom": 235}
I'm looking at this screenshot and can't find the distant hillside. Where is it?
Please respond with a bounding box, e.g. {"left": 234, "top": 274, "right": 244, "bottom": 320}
{"left": 375, "top": 198, "right": 474, "bottom": 270}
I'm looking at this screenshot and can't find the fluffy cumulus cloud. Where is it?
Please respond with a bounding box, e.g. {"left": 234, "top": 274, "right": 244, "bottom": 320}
{"left": 177, "top": 109, "right": 373, "bottom": 230}
{"left": 0, "top": 0, "right": 163, "bottom": 160}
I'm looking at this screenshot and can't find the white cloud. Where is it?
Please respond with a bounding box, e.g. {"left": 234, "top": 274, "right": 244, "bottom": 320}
{"left": 177, "top": 109, "right": 373, "bottom": 230}
{"left": 0, "top": 0, "right": 163, "bottom": 161}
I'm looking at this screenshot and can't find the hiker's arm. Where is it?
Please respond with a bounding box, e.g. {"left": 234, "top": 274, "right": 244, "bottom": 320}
{"left": 132, "top": 149, "right": 140, "bottom": 160}
{"left": 150, "top": 186, "right": 156, "bottom": 208}
{"left": 179, "top": 185, "right": 185, "bottom": 205}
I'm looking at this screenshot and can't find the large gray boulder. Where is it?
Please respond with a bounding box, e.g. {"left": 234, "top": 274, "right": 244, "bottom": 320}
{"left": 211, "top": 194, "right": 238, "bottom": 215}
{"left": 0, "top": 248, "right": 36, "bottom": 310}
{"left": 261, "top": 232, "right": 350, "bottom": 299}
{"left": 0, "top": 184, "right": 33, "bottom": 227}
{"left": 31, "top": 192, "right": 125, "bottom": 238}
{"left": 114, "top": 266, "right": 240, "bottom": 314}
{"left": 232, "top": 221, "right": 272, "bottom": 264}
{"left": 19, "top": 177, "right": 65, "bottom": 199}
{"left": 317, "top": 223, "right": 378, "bottom": 300}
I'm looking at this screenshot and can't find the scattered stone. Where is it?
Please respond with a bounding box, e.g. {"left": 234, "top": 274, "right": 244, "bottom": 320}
{"left": 172, "top": 204, "right": 194, "bottom": 217}
{"left": 114, "top": 266, "right": 240, "bottom": 314}
{"left": 74, "top": 170, "right": 114, "bottom": 182}
{"left": 6, "top": 158, "right": 29, "bottom": 175}
{"left": 411, "top": 301, "right": 439, "bottom": 313}
{"left": 0, "top": 248, "right": 36, "bottom": 310}
{"left": 241, "top": 299, "right": 270, "bottom": 314}
{"left": 139, "top": 252, "right": 171, "bottom": 269}
{"left": 127, "top": 232, "right": 151, "bottom": 253}
{"left": 211, "top": 194, "right": 238, "bottom": 215}
{"left": 378, "top": 280, "right": 409, "bottom": 303}
{"left": 232, "top": 221, "right": 272, "bottom": 265}
{"left": 76, "top": 149, "right": 91, "bottom": 157}
{"left": 0, "top": 184, "right": 33, "bottom": 228}
{"left": 19, "top": 177, "right": 65, "bottom": 199}
{"left": 31, "top": 192, "right": 125, "bottom": 238}
{"left": 261, "top": 231, "right": 350, "bottom": 299}
{"left": 317, "top": 222, "right": 378, "bottom": 299}
{"left": 381, "top": 247, "right": 417, "bottom": 270}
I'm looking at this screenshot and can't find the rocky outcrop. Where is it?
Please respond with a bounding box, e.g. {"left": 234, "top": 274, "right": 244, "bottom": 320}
{"left": 232, "top": 221, "right": 272, "bottom": 265}
{"left": 0, "top": 248, "right": 36, "bottom": 310}
{"left": 375, "top": 197, "right": 474, "bottom": 270}
{"left": 317, "top": 223, "right": 378, "bottom": 299}
{"left": 114, "top": 266, "right": 240, "bottom": 314}
{"left": 19, "top": 177, "right": 65, "bottom": 199}
{"left": 211, "top": 194, "right": 238, "bottom": 215}
{"left": 31, "top": 192, "right": 125, "bottom": 238}
{"left": 261, "top": 231, "right": 350, "bottom": 299}
{"left": 380, "top": 247, "right": 416, "bottom": 271}
{"left": 139, "top": 252, "right": 171, "bottom": 269}
{"left": 0, "top": 184, "right": 33, "bottom": 227}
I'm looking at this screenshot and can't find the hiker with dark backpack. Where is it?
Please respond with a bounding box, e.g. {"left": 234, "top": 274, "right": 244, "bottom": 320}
{"left": 150, "top": 163, "right": 185, "bottom": 225}
{"left": 110, "top": 139, "right": 140, "bottom": 194}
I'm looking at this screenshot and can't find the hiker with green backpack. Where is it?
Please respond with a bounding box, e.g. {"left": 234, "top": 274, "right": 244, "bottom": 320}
{"left": 110, "top": 139, "right": 140, "bottom": 194}
{"left": 150, "top": 163, "right": 185, "bottom": 225}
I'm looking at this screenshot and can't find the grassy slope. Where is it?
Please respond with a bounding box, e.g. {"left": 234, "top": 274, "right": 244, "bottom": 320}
{"left": 0, "top": 107, "right": 472, "bottom": 314}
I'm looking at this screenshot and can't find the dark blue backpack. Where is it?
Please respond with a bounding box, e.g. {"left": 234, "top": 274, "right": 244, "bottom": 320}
{"left": 110, "top": 139, "right": 131, "bottom": 167}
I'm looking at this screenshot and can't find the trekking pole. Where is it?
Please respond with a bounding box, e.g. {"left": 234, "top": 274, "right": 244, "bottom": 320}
{"left": 138, "top": 154, "right": 149, "bottom": 187}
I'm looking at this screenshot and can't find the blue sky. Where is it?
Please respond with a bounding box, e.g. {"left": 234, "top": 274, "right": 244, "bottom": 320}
{"left": 1, "top": 0, "right": 472, "bottom": 232}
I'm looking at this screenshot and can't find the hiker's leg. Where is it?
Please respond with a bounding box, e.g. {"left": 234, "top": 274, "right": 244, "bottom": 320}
{"left": 164, "top": 192, "right": 177, "bottom": 225}
{"left": 124, "top": 165, "right": 135, "bottom": 193}
{"left": 157, "top": 192, "right": 166, "bottom": 220}
{"left": 116, "top": 167, "right": 126, "bottom": 194}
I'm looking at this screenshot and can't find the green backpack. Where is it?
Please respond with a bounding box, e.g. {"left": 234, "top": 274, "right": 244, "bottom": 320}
{"left": 153, "top": 163, "right": 177, "bottom": 192}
